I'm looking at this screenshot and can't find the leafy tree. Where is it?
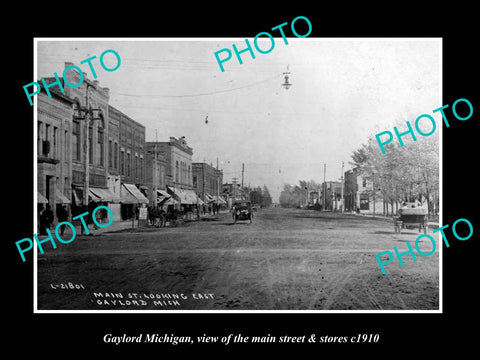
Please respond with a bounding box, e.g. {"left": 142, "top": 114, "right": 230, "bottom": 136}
{"left": 350, "top": 123, "right": 439, "bottom": 217}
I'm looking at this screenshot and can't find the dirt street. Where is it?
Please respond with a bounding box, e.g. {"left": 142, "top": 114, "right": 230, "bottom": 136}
{"left": 37, "top": 207, "right": 439, "bottom": 311}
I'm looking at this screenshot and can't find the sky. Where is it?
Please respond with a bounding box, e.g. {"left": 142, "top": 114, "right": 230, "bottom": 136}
{"left": 36, "top": 38, "right": 441, "bottom": 201}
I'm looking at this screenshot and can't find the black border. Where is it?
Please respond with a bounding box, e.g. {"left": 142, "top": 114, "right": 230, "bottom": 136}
{"left": 7, "top": 4, "right": 478, "bottom": 355}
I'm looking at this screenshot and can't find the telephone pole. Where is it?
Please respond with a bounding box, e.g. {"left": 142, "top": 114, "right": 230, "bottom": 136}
{"left": 241, "top": 163, "right": 244, "bottom": 200}
{"left": 340, "top": 161, "right": 344, "bottom": 212}
{"left": 216, "top": 158, "right": 219, "bottom": 205}
{"left": 152, "top": 129, "right": 157, "bottom": 206}
{"left": 323, "top": 163, "right": 327, "bottom": 210}
{"left": 74, "top": 84, "right": 103, "bottom": 208}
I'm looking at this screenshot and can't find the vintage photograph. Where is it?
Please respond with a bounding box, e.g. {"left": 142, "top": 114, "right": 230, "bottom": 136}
{"left": 34, "top": 38, "right": 441, "bottom": 312}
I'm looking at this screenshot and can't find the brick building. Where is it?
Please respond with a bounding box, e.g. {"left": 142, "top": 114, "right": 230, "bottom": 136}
{"left": 37, "top": 87, "right": 75, "bottom": 231}
{"left": 42, "top": 63, "right": 117, "bottom": 221}
{"left": 152, "top": 136, "right": 193, "bottom": 189}
{"left": 108, "top": 105, "right": 148, "bottom": 220}
{"left": 192, "top": 162, "right": 224, "bottom": 203}
{"left": 144, "top": 142, "right": 167, "bottom": 206}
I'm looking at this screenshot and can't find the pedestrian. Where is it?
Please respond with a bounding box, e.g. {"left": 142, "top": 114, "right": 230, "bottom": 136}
{"left": 88, "top": 200, "right": 99, "bottom": 230}
{"left": 57, "top": 205, "right": 69, "bottom": 236}
{"left": 41, "top": 204, "right": 54, "bottom": 235}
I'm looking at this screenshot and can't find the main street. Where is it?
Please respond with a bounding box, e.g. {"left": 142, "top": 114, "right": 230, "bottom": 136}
{"left": 37, "top": 208, "right": 439, "bottom": 311}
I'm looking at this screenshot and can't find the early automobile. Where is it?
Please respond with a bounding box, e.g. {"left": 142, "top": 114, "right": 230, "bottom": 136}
{"left": 232, "top": 201, "right": 253, "bottom": 224}
{"left": 393, "top": 202, "right": 428, "bottom": 234}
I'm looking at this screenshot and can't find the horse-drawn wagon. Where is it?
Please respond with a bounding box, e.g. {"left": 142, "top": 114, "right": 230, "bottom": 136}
{"left": 393, "top": 203, "right": 428, "bottom": 234}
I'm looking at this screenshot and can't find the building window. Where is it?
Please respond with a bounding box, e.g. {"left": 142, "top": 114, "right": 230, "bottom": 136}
{"left": 140, "top": 157, "right": 143, "bottom": 180}
{"left": 114, "top": 142, "right": 118, "bottom": 170}
{"left": 37, "top": 121, "right": 42, "bottom": 155}
{"left": 64, "top": 130, "right": 68, "bottom": 161}
{"left": 97, "top": 120, "right": 104, "bottom": 166}
{"left": 362, "top": 178, "right": 367, "bottom": 188}
{"left": 135, "top": 154, "right": 138, "bottom": 179}
{"left": 193, "top": 175, "right": 197, "bottom": 188}
{"left": 72, "top": 120, "right": 80, "bottom": 161}
{"left": 127, "top": 152, "right": 131, "bottom": 177}
{"left": 44, "top": 123, "right": 50, "bottom": 156}
{"left": 53, "top": 126, "right": 58, "bottom": 159}
{"left": 120, "top": 150, "right": 125, "bottom": 175}
{"left": 64, "top": 177, "right": 69, "bottom": 200}
{"left": 108, "top": 140, "right": 113, "bottom": 168}
{"left": 175, "top": 161, "right": 179, "bottom": 183}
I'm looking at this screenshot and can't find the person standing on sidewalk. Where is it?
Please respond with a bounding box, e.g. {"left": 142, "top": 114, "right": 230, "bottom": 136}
{"left": 40, "top": 205, "right": 54, "bottom": 235}
{"left": 57, "top": 205, "right": 69, "bottom": 236}
{"left": 88, "top": 200, "right": 99, "bottom": 230}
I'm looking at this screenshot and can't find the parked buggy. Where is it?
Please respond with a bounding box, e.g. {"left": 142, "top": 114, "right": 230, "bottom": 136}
{"left": 393, "top": 203, "right": 428, "bottom": 234}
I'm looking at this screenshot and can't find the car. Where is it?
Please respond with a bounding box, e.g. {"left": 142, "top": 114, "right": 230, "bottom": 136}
{"left": 232, "top": 201, "right": 253, "bottom": 224}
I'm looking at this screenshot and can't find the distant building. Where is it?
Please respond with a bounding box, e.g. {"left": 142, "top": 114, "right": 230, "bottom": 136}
{"left": 344, "top": 168, "right": 383, "bottom": 215}
{"left": 192, "top": 162, "right": 223, "bottom": 203}
{"left": 320, "top": 181, "right": 342, "bottom": 211}
{"left": 153, "top": 137, "right": 193, "bottom": 190}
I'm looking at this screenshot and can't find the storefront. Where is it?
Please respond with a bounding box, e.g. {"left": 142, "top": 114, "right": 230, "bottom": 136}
{"left": 120, "top": 183, "right": 149, "bottom": 220}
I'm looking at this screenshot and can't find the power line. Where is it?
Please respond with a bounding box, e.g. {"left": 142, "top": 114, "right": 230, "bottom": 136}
{"left": 110, "top": 73, "right": 283, "bottom": 98}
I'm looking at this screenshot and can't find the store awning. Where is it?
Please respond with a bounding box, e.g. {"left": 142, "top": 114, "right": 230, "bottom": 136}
{"left": 72, "top": 188, "right": 82, "bottom": 206}
{"left": 88, "top": 189, "right": 102, "bottom": 202}
{"left": 122, "top": 183, "right": 149, "bottom": 204}
{"left": 37, "top": 192, "right": 48, "bottom": 204}
{"left": 167, "top": 186, "right": 190, "bottom": 204}
{"left": 205, "top": 193, "right": 226, "bottom": 205}
{"left": 156, "top": 189, "right": 171, "bottom": 205}
{"left": 56, "top": 190, "right": 71, "bottom": 204}
{"left": 90, "top": 187, "right": 120, "bottom": 203}
{"left": 184, "top": 189, "right": 203, "bottom": 205}
{"left": 120, "top": 188, "right": 138, "bottom": 204}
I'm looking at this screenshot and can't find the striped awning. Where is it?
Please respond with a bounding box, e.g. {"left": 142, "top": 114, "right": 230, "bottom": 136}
{"left": 37, "top": 191, "right": 48, "bottom": 204}
{"left": 122, "top": 183, "right": 149, "bottom": 204}
{"left": 56, "top": 190, "right": 71, "bottom": 204}
{"left": 89, "top": 187, "right": 120, "bottom": 202}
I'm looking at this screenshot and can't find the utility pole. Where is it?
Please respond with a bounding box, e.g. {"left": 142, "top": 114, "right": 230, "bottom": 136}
{"left": 340, "top": 161, "right": 344, "bottom": 212}
{"left": 216, "top": 158, "right": 219, "bottom": 206}
{"left": 241, "top": 163, "right": 244, "bottom": 200}
{"left": 75, "top": 84, "right": 102, "bottom": 209}
{"left": 153, "top": 129, "right": 158, "bottom": 207}
{"left": 84, "top": 87, "right": 90, "bottom": 209}
{"left": 323, "top": 163, "right": 326, "bottom": 210}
